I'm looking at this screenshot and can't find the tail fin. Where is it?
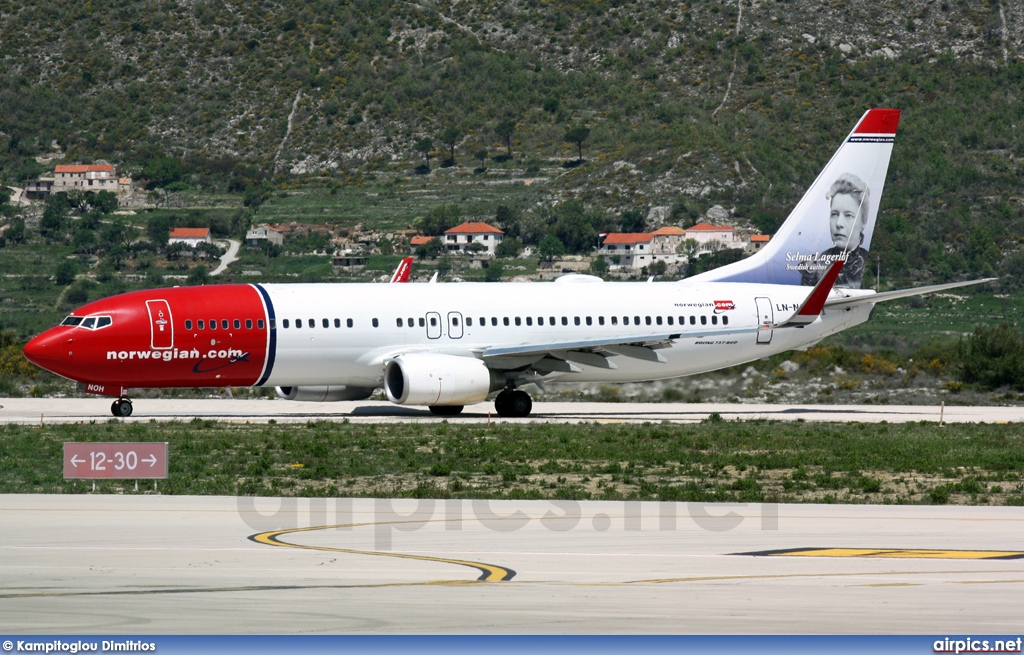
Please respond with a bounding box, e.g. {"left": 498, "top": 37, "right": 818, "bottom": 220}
{"left": 689, "top": 108, "right": 900, "bottom": 289}
{"left": 390, "top": 256, "right": 413, "bottom": 283}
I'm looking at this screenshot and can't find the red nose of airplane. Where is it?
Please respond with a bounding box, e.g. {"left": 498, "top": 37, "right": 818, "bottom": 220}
{"left": 23, "top": 330, "right": 67, "bottom": 373}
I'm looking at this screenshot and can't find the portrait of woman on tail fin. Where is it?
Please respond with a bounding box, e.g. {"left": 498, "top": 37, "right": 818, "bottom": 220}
{"left": 799, "top": 172, "right": 870, "bottom": 289}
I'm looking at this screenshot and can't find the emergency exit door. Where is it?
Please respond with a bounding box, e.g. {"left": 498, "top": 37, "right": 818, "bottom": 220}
{"left": 146, "top": 299, "right": 174, "bottom": 349}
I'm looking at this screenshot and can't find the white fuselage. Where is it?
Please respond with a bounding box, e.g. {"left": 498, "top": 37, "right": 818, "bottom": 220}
{"left": 262, "top": 280, "right": 874, "bottom": 388}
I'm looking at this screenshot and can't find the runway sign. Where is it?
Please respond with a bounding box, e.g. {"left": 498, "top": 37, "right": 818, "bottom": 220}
{"left": 63, "top": 442, "right": 168, "bottom": 479}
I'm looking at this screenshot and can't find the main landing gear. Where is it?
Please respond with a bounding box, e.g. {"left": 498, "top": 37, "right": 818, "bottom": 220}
{"left": 111, "top": 397, "right": 133, "bottom": 418}
{"left": 494, "top": 388, "right": 532, "bottom": 418}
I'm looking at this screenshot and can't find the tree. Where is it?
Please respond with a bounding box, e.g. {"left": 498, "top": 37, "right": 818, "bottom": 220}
{"left": 88, "top": 190, "right": 119, "bottom": 214}
{"left": 40, "top": 200, "right": 68, "bottom": 240}
{"left": 186, "top": 265, "right": 209, "bottom": 286}
{"left": 474, "top": 148, "right": 489, "bottom": 169}
{"left": 5, "top": 217, "right": 26, "bottom": 243}
{"left": 554, "top": 200, "right": 597, "bottom": 253}
{"left": 438, "top": 126, "right": 459, "bottom": 164}
{"left": 54, "top": 260, "right": 77, "bottom": 286}
{"left": 414, "top": 137, "right": 433, "bottom": 169}
{"left": 494, "top": 120, "right": 516, "bottom": 157}
{"left": 537, "top": 234, "right": 566, "bottom": 262}
{"left": 495, "top": 205, "right": 520, "bottom": 239}
{"left": 419, "top": 204, "right": 461, "bottom": 236}
{"left": 588, "top": 255, "right": 609, "bottom": 277}
{"left": 484, "top": 261, "right": 505, "bottom": 282}
{"left": 494, "top": 237, "right": 522, "bottom": 258}
{"left": 147, "top": 215, "right": 173, "bottom": 247}
{"left": 563, "top": 124, "right": 591, "bottom": 162}
{"left": 620, "top": 209, "right": 646, "bottom": 233}
{"left": 415, "top": 237, "right": 444, "bottom": 260}
{"left": 72, "top": 229, "right": 97, "bottom": 254}
{"left": 677, "top": 238, "right": 701, "bottom": 262}
{"left": 143, "top": 157, "right": 185, "bottom": 189}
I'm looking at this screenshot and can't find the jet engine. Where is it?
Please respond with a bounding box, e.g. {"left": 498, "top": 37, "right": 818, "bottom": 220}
{"left": 276, "top": 385, "right": 374, "bottom": 402}
{"left": 384, "top": 353, "right": 502, "bottom": 406}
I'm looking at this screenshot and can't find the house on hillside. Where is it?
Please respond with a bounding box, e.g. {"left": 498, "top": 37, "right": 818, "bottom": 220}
{"left": 746, "top": 234, "right": 770, "bottom": 253}
{"left": 682, "top": 223, "right": 738, "bottom": 253}
{"left": 443, "top": 221, "right": 504, "bottom": 255}
{"left": 409, "top": 235, "right": 434, "bottom": 253}
{"left": 246, "top": 224, "right": 284, "bottom": 247}
{"left": 598, "top": 233, "right": 655, "bottom": 270}
{"left": 23, "top": 163, "right": 134, "bottom": 200}
{"left": 168, "top": 228, "right": 212, "bottom": 248}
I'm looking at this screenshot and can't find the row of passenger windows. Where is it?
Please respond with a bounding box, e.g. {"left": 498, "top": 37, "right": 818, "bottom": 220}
{"left": 184, "top": 318, "right": 265, "bottom": 331}
{"left": 272, "top": 314, "right": 728, "bottom": 329}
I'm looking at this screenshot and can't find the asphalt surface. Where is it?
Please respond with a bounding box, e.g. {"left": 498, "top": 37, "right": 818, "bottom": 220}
{"left": 1, "top": 398, "right": 1018, "bottom": 424}
{"left": 2, "top": 496, "right": 1023, "bottom": 633}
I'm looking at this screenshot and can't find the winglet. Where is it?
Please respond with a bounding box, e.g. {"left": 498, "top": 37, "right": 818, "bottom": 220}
{"left": 777, "top": 258, "right": 845, "bottom": 327}
{"left": 390, "top": 257, "right": 413, "bottom": 283}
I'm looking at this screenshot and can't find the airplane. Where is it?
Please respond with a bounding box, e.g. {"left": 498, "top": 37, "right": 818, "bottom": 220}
{"left": 390, "top": 257, "right": 413, "bottom": 283}
{"left": 23, "top": 108, "right": 993, "bottom": 418}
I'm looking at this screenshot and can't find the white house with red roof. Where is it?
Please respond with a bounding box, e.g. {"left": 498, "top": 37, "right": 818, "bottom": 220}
{"left": 599, "top": 226, "right": 691, "bottom": 270}
{"left": 168, "top": 227, "right": 212, "bottom": 248}
{"left": 682, "top": 222, "right": 737, "bottom": 251}
{"left": 53, "top": 164, "right": 119, "bottom": 193}
{"left": 245, "top": 224, "right": 284, "bottom": 247}
{"left": 442, "top": 221, "right": 504, "bottom": 255}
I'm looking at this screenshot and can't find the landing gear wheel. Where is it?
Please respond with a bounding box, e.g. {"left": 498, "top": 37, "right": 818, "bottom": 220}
{"left": 429, "top": 405, "right": 464, "bottom": 416}
{"left": 111, "top": 398, "right": 133, "bottom": 418}
{"left": 495, "top": 390, "right": 532, "bottom": 417}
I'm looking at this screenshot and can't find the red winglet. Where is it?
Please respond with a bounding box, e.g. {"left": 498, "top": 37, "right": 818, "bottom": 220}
{"left": 854, "top": 108, "right": 901, "bottom": 134}
{"left": 772, "top": 259, "right": 846, "bottom": 328}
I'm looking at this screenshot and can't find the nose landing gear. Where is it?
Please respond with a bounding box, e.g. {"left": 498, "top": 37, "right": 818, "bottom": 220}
{"left": 494, "top": 388, "right": 532, "bottom": 418}
{"left": 111, "top": 397, "right": 133, "bottom": 417}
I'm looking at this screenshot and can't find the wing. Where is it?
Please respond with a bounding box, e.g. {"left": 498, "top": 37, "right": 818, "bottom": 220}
{"left": 823, "top": 278, "right": 997, "bottom": 309}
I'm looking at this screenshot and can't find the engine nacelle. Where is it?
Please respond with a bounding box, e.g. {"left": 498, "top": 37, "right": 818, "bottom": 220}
{"left": 276, "top": 385, "right": 374, "bottom": 402}
{"left": 384, "top": 353, "right": 501, "bottom": 406}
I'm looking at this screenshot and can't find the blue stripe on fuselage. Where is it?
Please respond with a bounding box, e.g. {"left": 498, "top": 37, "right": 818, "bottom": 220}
{"left": 253, "top": 284, "right": 277, "bottom": 386}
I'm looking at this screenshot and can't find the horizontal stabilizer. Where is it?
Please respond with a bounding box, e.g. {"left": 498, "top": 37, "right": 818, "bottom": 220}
{"left": 824, "top": 278, "right": 997, "bottom": 309}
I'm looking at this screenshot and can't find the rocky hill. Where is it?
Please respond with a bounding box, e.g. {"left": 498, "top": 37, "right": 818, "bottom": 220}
{"left": 1, "top": 0, "right": 1023, "bottom": 282}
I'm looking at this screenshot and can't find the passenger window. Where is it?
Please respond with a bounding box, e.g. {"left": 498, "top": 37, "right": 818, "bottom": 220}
{"left": 308, "top": 319, "right": 314, "bottom": 328}
{"left": 419, "top": 318, "right": 425, "bottom": 327}
{"left": 397, "top": 318, "right": 404, "bottom": 327}
{"left": 466, "top": 317, "right": 473, "bottom": 327}
{"left": 259, "top": 319, "right": 266, "bottom": 329}
{"left": 480, "top": 317, "right": 486, "bottom": 326}
{"left": 503, "top": 317, "right": 510, "bottom": 326}
{"left": 322, "top": 318, "right": 329, "bottom": 328}
{"left": 347, "top": 319, "right": 354, "bottom": 328}
{"left": 678, "top": 316, "right": 684, "bottom": 325}
{"left": 372, "top": 318, "right": 379, "bottom": 328}
{"left": 622, "top": 316, "right": 629, "bottom": 325}
{"left": 656, "top": 316, "right": 662, "bottom": 326}
{"left": 645, "top": 316, "right": 652, "bottom": 326}
{"left": 667, "top": 317, "right": 674, "bottom": 326}
{"left": 538, "top": 317, "right": 544, "bottom": 326}
{"left": 723, "top": 316, "right": 729, "bottom": 325}
{"left": 198, "top": 320, "right": 205, "bottom": 329}
{"left": 246, "top": 319, "right": 253, "bottom": 329}
{"left": 185, "top": 320, "right": 193, "bottom": 330}
{"left": 574, "top": 317, "right": 581, "bottom": 326}
{"left": 712, "top": 316, "right": 718, "bottom": 325}
{"left": 430, "top": 317, "right": 437, "bottom": 327}
{"left": 549, "top": 316, "right": 555, "bottom": 325}
{"left": 491, "top": 317, "right": 498, "bottom": 326}
{"left": 234, "top": 319, "right": 241, "bottom": 329}
{"left": 611, "top": 316, "right": 618, "bottom": 325}
{"left": 408, "top": 317, "right": 414, "bottom": 327}
{"left": 689, "top": 316, "right": 696, "bottom": 325}
{"left": 294, "top": 319, "right": 300, "bottom": 329}
{"left": 701, "top": 316, "right": 707, "bottom": 325}
{"left": 453, "top": 317, "right": 459, "bottom": 326}
{"left": 634, "top": 316, "right": 640, "bottom": 325}
{"left": 561, "top": 317, "right": 568, "bottom": 326}
{"left": 598, "top": 316, "right": 604, "bottom": 326}
{"left": 515, "top": 317, "right": 522, "bottom": 326}
{"left": 334, "top": 319, "right": 341, "bottom": 328}
{"left": 222, "top": 319, "right": 229, "bottom": 330}
{"left": 585, "top": 317, "right": 592, "bottom": 326}
{"left": 210, "top": 320, "right": 217, "bottom": 330}
{"left": 525, "top": 317, "right": 532, "bottom": 326}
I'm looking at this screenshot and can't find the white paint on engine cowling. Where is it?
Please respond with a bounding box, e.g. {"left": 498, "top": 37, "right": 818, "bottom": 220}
{"left": 384, "top": 353, "right": 499, "bottom": 406}
{"left": 276, "top": 385, "right": 374, "bottom": 402}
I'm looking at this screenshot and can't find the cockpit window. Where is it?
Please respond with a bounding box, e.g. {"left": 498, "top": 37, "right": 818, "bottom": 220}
{"left": 64, "top": 315, "right": 112, "bottom": 330}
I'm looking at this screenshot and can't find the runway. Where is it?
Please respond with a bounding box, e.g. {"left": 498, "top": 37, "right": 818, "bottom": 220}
{"left": 1, "top": 397, "right": 1020, "bottom": 424}
{"left": 1, "top": 495, "right": 1023, "bottom": 633}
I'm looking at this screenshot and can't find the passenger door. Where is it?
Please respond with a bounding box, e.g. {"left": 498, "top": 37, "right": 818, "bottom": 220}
{"left": 755, "top": 297, "right": 773, "bottom": 344}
